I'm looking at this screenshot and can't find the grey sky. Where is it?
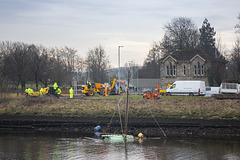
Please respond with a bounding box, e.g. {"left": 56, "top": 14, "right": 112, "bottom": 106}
{"left": 0, "top": 0, "right": 239, "bottom": 67}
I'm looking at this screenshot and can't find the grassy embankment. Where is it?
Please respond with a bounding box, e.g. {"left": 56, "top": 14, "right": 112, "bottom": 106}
{"left": 0, "top": 94, "right": 239, "bottom": 118}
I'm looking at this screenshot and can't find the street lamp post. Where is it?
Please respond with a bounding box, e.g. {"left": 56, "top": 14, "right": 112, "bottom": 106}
{"left": 118, "top": 46, "right": 123, "bottom": 94}
{"left": 137, "top": 68, "right": 139, "bottom": 94}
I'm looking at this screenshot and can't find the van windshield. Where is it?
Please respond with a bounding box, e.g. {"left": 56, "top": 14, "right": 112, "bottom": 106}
{"left": 170, "top": 84, "right": 176, "bottom": 89}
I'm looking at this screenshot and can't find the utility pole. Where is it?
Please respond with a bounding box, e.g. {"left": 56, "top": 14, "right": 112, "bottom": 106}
{"left": 87, "top": 55, "right": 90, "bottom": 83}
{"left": 124, "top": 70, "right": 130, "bottom": 137}
{"left": 118, "top": 46, "right": 123, "bottom": 94}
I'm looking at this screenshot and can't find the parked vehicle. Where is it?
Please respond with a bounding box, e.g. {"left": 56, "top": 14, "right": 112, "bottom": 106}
{"left": 205, "top": 87, "right": 219, "bottom": 97}
{"left": 143, "top": 82, "right": 160, "bottom": 99}
{"left": 166, "top": 80, "right": 206, "bottom": 96}
{"left": 81, "top": 78, "right": 121, "bottom": 96}
{"left": 219, "top": 83, "right": 239, "bottom": 94}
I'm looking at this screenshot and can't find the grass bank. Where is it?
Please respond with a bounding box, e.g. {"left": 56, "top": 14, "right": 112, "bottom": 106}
{"left": 0, "top": 95, "right": 239, "bottom": 119}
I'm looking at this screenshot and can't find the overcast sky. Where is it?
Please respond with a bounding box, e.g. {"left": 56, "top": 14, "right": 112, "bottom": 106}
{"left": 0, "top": 0, "right": 239, "bottom": 67}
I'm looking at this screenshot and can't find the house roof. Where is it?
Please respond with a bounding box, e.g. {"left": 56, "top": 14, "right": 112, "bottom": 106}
{"left": 162, "top": 49, "right": 209, "bottom": 62}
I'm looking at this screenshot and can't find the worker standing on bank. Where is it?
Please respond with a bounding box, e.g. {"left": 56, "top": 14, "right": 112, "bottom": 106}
{"left": 56, "top": 87, "right": 61, "bottom": 98}
{"left": 40, "top": 88, "right": 43, "bottom": 96}
{"left": 69, "top": 87, "right": 74, "bottom": 99}
{"left": 25, "top": 88, "right": 29, "bottom": 97}
{"left": 28, "top": 87, "right": 33, "bottom": 96}
{"left": 105, "top": 86, "right": 108, "bottom": 97}
{"left": 53, "top": 82, "right": 58, "bottom": 90}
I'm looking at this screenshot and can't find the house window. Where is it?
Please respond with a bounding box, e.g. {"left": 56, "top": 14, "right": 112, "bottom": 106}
{"left": 183, "top": 65, "right": 186, "bottom": 76}
{"left": 201, "top": 65, "right": 204, "bottom": 75}
{"left": 166, "top": 66, "right": 169, "bottom": 76}
{"left": 198, "top": 62, "right": 201, "bottom": 75}
{"left": 173, "top": 65, "right": 176, "bottom": 75}
{"left": 170, "top": 63, "right": 173, "bottom": 75}
{"left": 194, "top": 65, "right": 197, "bottom": 75}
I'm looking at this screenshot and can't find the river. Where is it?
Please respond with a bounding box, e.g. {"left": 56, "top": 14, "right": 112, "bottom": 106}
{"left": 0, "top": 131, "right": 239, "bottom": 160}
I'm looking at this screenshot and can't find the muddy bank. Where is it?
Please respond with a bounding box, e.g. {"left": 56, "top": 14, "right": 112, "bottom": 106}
{"left": 0, "top": 98, "right": 239, "bottom": 138}
{"left": 0, "top": 114, "right": 239, "bottom": 138}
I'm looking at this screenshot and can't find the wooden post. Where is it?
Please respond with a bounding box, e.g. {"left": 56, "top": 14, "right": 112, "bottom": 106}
{"left": 124, "top": 70, "right": 130, "bottom": 136}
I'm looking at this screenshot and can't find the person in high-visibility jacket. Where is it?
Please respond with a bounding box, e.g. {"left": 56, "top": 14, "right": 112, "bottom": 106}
{"left": 25, "top": 88, "right": 29, "bottom": 97}
{"left": 56, "top": 88, "right": 61, "bottom": 98}
{"left": 28, "top": 88, "right": 33, "bottom": 96}
{"left": 69, "top": 87, "right": 74, "bottom": 99}
{"left": 87, "top": 81, "right": 91, "bottom": 89}
{"left": 53, "top": 82, "right": 58, "bottom": 90}
{"left": 105, "top": 86, "right": 108, "bottom": 97}
{"left": 40, "top": 88, "right": 43, "bottom": 96}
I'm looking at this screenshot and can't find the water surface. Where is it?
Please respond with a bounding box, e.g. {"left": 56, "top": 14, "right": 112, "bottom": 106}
{"left": 0, "top": 132, "right": 239, "bottom": 160}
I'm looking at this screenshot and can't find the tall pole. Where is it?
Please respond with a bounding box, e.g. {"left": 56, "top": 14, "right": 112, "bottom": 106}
{"left": 124, "top": 70, "right": 130, "bottom": 137}
{"left": 87, "top": 55, "right": 90, "bottom": 82}
{"left": 118, "top": 46, "right": 123, "bottom": 94}
{"left": 137, "top": 67, "right": 139, "bottom": 94}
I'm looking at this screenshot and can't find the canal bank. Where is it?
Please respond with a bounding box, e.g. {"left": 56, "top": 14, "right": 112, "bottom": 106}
{"left": 0, "top": 97, "right": 239, "bottom": 138}
{"left": 0, "top": 114, "right": 239, "bottom": 138}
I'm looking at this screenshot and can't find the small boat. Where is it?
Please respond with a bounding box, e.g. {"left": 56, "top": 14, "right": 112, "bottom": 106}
{"left": 94, "top": 70, "right": 138, "bottom": 141}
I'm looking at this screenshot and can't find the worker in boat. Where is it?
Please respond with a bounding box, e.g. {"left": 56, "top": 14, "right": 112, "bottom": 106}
{"left": 138, "top": 133, "right": 144, "bottom": 143}
{"left": 94, "top": 125, "right": 101, "bottom": 137}
{"left": 69, "top": 87, "right": 74, "bottom": 99}
{"left": 40, "top": 88, "right": 43, "bottom": 96}
{"left": 138, "top": 133, "right": 144, "bottom": 138}
{"left": 87, "top": 81, "right": 91, "bottom": 89}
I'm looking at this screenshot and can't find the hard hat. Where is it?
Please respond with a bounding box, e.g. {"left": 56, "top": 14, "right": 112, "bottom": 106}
{"left": 138, "top": 133, "right": 143, "bottom": 138}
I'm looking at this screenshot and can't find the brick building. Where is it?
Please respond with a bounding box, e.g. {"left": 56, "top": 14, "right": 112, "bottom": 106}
{"left": 160, "top": 49, "right": 211, "bottom": 89}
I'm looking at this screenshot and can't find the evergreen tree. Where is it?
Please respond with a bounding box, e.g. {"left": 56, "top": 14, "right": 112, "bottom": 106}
{"left": 199, "top": 18, "right": 216, "bottom": 55}
{"left": 199, "top": 18, "right": 227, "bottom": 86}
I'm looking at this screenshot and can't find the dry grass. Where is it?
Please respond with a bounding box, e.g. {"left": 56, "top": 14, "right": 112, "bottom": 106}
{"left": 0, "top": 97, "right": 239, "bottom": 118}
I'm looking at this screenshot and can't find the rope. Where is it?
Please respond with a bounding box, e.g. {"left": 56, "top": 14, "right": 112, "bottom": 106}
{"left": 143, "top": 99, "right": 167, "bottom": 138}
{"left": 118, "top": 94, "right": 124, "bottom": 134}
{"left": 107, "top": 94, "right": 125, "bottom": 134}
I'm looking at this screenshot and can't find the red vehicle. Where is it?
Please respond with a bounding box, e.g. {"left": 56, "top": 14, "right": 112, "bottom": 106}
{"left": 143, "top": 83, "right": 160, "bottom": 99}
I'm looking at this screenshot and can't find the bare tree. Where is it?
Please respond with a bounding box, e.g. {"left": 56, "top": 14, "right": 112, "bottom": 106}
{"left": 123, "top": 60, "right": 140, "bottom": 81}
{"left": 235, "top": 13, "right": 240, "bottom": 33}
{"left": 0, "top": 41, "right": 79, "bottom": 90}
{"left": 87, "top": 45, "right": 110, "bottom": 83}
{"left": 227, "top": 37, "right": 240, "bottom": 82}
{"left": 215, "top": 33, "right": 227, "bottom": 55}
{"left": 27, "top": 44, "right": 50, "bottom": 90}
{"left": 60, "top": 46, "right": 77, "bottom": 72}
{"left": 72, "top": 55, "right": 87, "bottom": 84}
{"left": 139, "top": 43, "right": 161, "bottom": 78}
{"left": 46, "top": 48, "right": 70, "bottom": 86}
{"left": 3, "top": 42, "right": 30, "bottom": 93}
{"left": 160, "top": 17, "right": 199, "bottom": 56}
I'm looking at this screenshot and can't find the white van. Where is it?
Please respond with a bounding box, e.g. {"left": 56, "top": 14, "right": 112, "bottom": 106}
{"left": 219, "top": 83, "right": 239, "bottom": 94}
{"left": 205, "top": 87, "right": 220, "bottom": 97}
{"left": 166, "top": 80, "right": 206, "bottom": 96}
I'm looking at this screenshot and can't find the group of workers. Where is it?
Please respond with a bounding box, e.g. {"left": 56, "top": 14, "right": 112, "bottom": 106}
{"left": 53, "top": 82, "right": 62, "bottom": 97}
{"left": 25, "top": 87, "right": 34, "bottom": 97}
{"left": 25, "top": 82, "right": 62, "bottom": 98}
{"left": 24, "top": 82, "right": 75, "bottom": 99}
